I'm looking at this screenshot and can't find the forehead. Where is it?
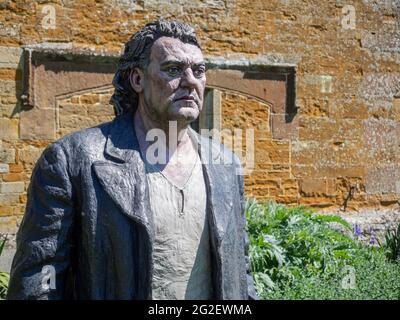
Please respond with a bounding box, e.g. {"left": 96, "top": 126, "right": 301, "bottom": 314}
{"left": 149, "top": 36, "right": 204, "bottom": 64}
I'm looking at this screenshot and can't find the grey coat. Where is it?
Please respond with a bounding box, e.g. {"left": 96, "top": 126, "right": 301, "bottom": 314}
{"left": 7, "top": 111, "right": 257, "bottom": 300}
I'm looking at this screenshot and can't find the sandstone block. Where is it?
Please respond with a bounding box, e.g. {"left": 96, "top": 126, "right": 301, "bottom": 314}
{"left": 0, "top": 164, "right": 9, "bottom": 173}
{"left": 0, "top": 181, "right": 25, "bottom": 193}
{"left": 0, "top": 46, "right": 22, "bottom": 69}
{"left": 0, "top": 194, "right": 19, "bottom": 206}
{"left": 0, "top": 118, "right": 18, "bottom": 140}
{"left": 0, "top": 147, "right": 15, "bottom": 163}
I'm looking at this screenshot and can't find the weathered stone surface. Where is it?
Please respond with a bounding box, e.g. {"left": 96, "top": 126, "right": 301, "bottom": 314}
{"left": 18, "top": 146, "right": 44, "bottom": 168}
{"left": 0, "top": 216, "right": 19, "bottom": 233}
{"left": 300, "top": 178, "right": 327, "bottom": 196}
{"left": 0, "top": 118, "right": 18, "bottom": 140}
{"left": 207, "top": 69, "right": 288, "bottom": 110}
{"left": 58, "top": 102, "right": 86, "bottom": 117}
{"left": 361, "top": 23, "right": 400, "bottom": 53}
{"left": 0, "top": 80, "right": 17, "bottom": 96}
{"left": 303, "top": 75, "right": 334, "bottom": 94}
{"left": 0, "top": 103, "right": 19, "bottom": 118}
{"left": 0, "top": 68, "right": 21, "bottom": 81}
{"left": 0, "top": 206, "right": 13, "bottom": 216}
{"left": 271, "top": 113, "right": 299, "bottom": 140}
{"left": 0, "top": 163, "right": 9, "bottom": 173}
{"left": 365, "top": 165, "right": 400, "bottom": 194}
{"left": 19, "top": 53, "right": 115, "bottom": 139}
{"left": 392, "top": 97, "right": 400, "bottom": 120}
{"left": 0, "top": 46, "right": 21, "bottom": 69}
{"left": 0, "top": 182, "right": 25, "bottom": 194}
{"left": 363, "top": 118, "right": 400, "bottom": 162}
{"left": 87, "top": 102, "right": 114, "bottom": 118}
{"left": 300, "top": 97, "right": 330, "bottom": 117}
{"left": 20, "top": 107, "right": 55, "bottom": 140}
{"left": 8, "top": 163, "right": 23, "bottom": 173}
{"left": 0, "top": 194, "right": 19, "bottom": 206}
{"left": 360, "top": 73, "right": 400, "bottom": 100}
{"left": 2, "top": 172, "right": 24, "bottom": 182}
{"left": 0, "top": 146, "right": 15, "bottom": 163}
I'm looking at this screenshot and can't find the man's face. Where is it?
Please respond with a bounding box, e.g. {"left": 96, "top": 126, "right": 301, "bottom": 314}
{"left": 138, "top": 36, "right": 206, "bottom": 123}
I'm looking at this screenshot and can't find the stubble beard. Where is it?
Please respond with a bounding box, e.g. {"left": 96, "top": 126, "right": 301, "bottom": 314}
{"left": 141, "top": 93, "right": 201, "bottom": 131}
{"left": 169, "top": 98, "right": 202, "bottom": 123}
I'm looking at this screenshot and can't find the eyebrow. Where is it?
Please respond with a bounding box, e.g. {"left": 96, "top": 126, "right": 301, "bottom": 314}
{"left": 160, "top": 60, "right": 206, "bottom": 68}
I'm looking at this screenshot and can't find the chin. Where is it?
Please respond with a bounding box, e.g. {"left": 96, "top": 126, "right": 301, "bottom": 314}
{"left": 182, "top": 108, "right": 200, "bottom": 121}
{"left": 168, "top": 104, "right": 200, "bottom": 123}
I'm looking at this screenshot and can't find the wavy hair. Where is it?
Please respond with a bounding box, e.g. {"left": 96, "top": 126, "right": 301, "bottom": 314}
{"left": 110, "top": 20, "right": 201, "bottom": 116}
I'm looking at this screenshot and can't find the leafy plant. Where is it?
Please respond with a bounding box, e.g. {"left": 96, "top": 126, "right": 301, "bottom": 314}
{"left": 0, "top": 235, "right": 10, "bottom": 300}
{"left": 246, "top": 199, "right": 400, "bottom": 300}
{"left": 383, "top": 223, "right": 400, "bottom": 262}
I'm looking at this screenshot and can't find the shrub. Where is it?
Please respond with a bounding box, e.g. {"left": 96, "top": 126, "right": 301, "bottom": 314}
{"left": 246, "top": 199, "right": 400, "bottom": 300}
{"left": 382, "top": 223, "right": 400, "bottom": 262}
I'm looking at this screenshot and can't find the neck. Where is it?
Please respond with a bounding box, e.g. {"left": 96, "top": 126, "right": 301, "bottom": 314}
{"left": 134, "top": 107, "right": 192, "bottom": 162}
{"left": 135, "top": 103, "right": 189, "bottom": 148}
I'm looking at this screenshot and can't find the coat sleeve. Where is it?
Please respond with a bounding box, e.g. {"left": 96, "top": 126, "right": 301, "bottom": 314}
{"left": 7, "top": 142, "right": 75, "bottom": 300}
{"left": 235, "top": 159, "right": 259, "bottom": 300}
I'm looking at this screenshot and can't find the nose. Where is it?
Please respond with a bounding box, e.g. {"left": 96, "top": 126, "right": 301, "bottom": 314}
{"left": 180, "top": 67, "right": 198, "bottom": 89}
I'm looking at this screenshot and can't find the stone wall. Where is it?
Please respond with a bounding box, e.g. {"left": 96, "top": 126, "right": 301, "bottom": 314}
{"left": 0, "top": 0, "right": 400, "bottom": 270}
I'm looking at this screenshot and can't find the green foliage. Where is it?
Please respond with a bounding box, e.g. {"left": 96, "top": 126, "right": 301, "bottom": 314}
{"left": 0, "top": 236, "right": 9, "bottom": 300}
{"left": 383, "top": 223, "right": 400, "bottom": 262}
{"left": 246, "top": 199, "right": 400, "bottom": 300}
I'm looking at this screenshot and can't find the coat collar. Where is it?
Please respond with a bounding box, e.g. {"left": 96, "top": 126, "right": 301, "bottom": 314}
{"left": 103, "top": 110, "right": 141, "bottom": 163}
{"left": 93, "top": 111, "right": 152, "bottom": 231}
{"left": 103, "top": 110, "right": 221, "bottom": 164}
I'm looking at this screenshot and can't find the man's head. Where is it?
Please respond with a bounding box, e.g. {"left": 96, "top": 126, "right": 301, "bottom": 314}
{"left": 111, "top": 20, "right": 205, "bottom": 124}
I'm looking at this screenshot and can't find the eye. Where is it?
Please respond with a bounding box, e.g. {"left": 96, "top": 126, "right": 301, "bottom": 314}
{"left": 167, "top": 66, "right": 182, "bottom": 76}
{"left": 193, "top": 66, "right": 206, "bottom": 78}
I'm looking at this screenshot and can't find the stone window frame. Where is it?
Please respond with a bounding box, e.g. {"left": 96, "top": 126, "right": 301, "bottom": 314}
{"left": 20, "top": 45, "right": 297, "bottom": 140}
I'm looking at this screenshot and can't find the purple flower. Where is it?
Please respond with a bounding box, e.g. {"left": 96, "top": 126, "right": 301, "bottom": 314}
{"left": 369, "top": 228, "right": 377, "bottom": 245}
{"left": 370, "top": 234, "right": 376, "bottom": 245}
{"left": 353, "top": 223, "right": 362, "bottom": 237}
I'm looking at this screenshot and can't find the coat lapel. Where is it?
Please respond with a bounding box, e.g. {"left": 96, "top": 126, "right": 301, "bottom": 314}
{"left": 189, "top": 128, "right": 237, "bottom": 299}
{"left": 92, "top": 111, "right": 153, "bottom": 231}
{"left": 188, "top": 128, "right": 233, "bottom": 246}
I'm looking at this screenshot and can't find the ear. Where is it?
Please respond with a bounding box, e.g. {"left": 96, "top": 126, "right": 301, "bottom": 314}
{"left": 129, "top": 68, "right": 144, "bottom": 93}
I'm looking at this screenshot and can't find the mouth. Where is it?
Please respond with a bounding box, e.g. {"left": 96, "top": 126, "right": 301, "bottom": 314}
{"left": 175, "top": 95, "right": 196, "bottom": 102}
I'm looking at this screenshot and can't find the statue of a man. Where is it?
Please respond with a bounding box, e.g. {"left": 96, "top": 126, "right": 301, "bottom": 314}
{"left": 7, "top": 20, "right": 257, "bottom": 300}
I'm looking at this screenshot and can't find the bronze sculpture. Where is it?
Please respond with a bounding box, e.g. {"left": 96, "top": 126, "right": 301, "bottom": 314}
{"left": 7, "top": 20, "right": 257, "bottom": 300}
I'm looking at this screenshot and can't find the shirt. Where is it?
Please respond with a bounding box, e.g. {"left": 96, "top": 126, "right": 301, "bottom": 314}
{"left": 145, "top": 153, "right": 214, "bottom": 300}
